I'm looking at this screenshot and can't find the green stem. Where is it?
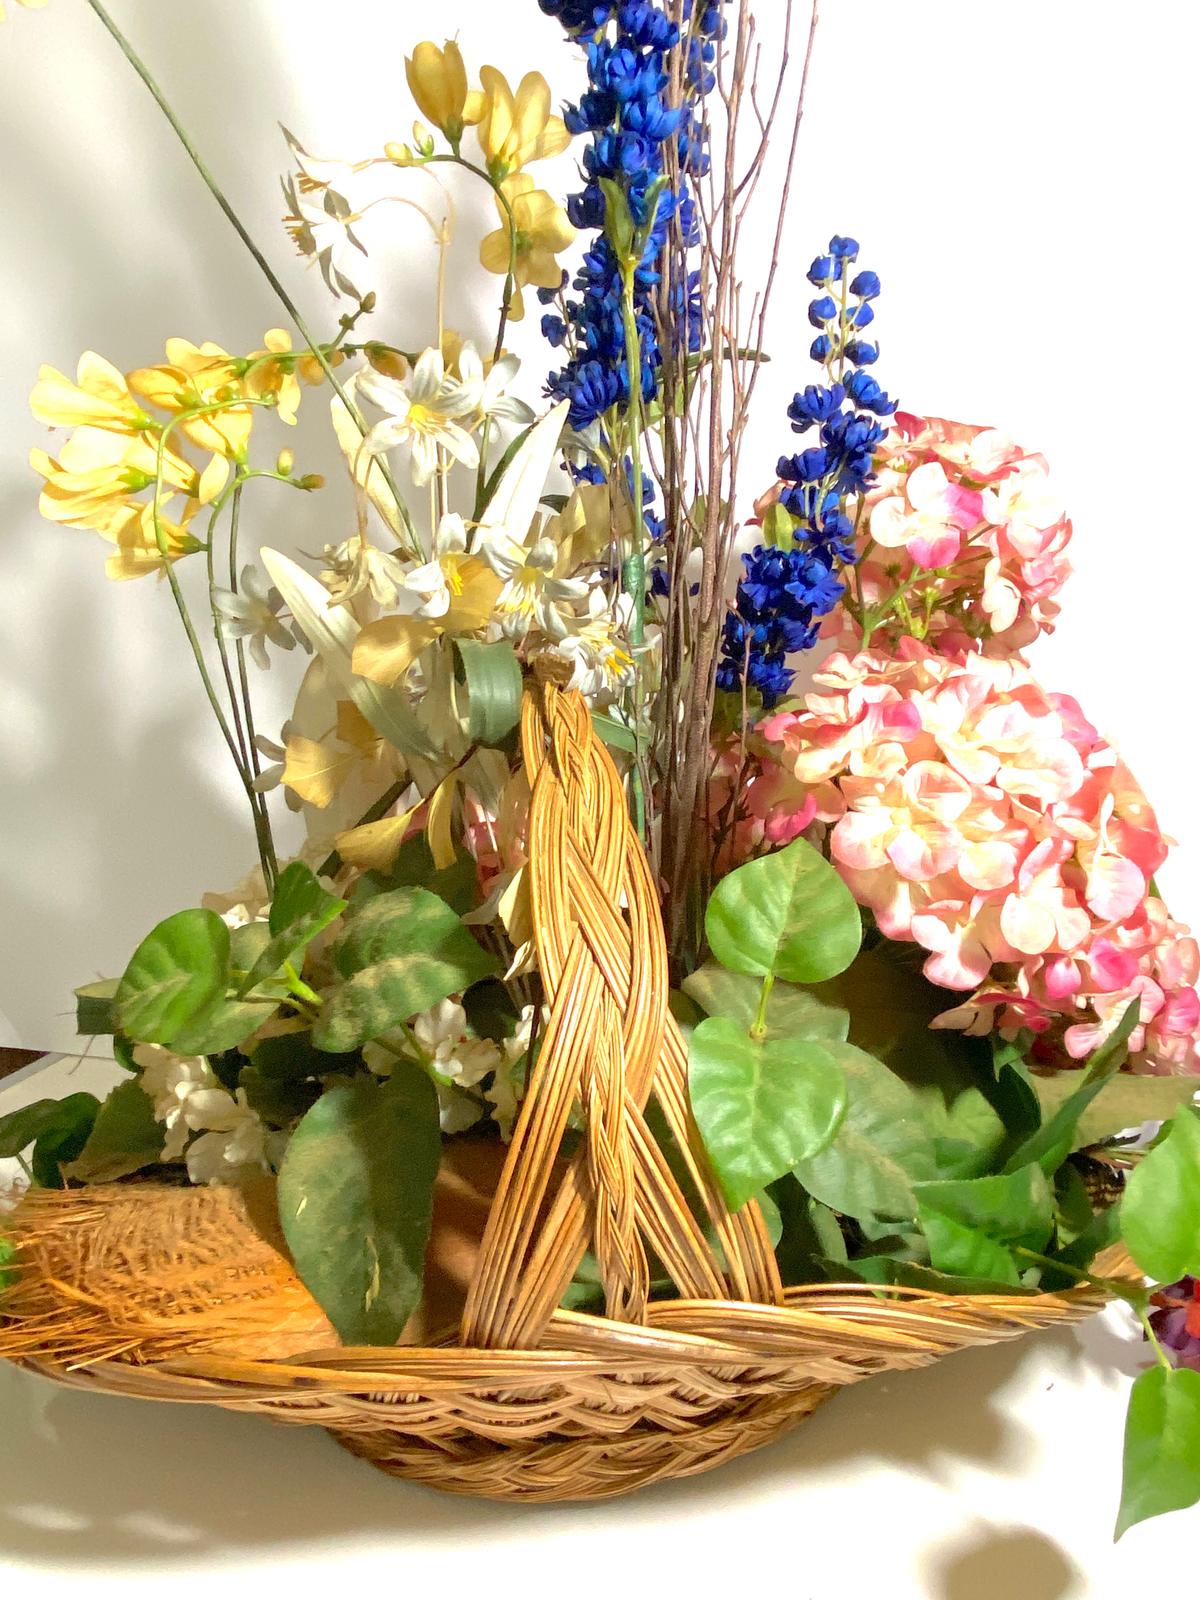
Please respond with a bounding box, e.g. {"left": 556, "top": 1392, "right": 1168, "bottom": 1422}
{"left": 751, "top": 973, "right": 775, "bottom": 1040}
{"left": 284, "top": 960, "right": 323, "bottom": 1010}
{"left": 1011, "top": 1245, "right": 1146, "bottom": 1306}
{"left": 82, "top": 0, "right": 420, "bottom": 556}
{"left": 1138, "top": 1305, "right": 1176, "bottom": 1374}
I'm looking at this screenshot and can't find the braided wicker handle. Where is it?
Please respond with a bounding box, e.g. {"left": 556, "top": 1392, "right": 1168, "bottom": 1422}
{"left": 460, "top": 674, "right": 782, "bottom": 1349}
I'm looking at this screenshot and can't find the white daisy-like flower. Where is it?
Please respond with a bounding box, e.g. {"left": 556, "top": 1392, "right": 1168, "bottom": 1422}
{"left": 357, "top": 348, "right": 480, "bottom": 486}
{"left": 213, "top": 565, "right": 299, "bottom": 672}
{"left": 487, "top": 1004, "right": 541, "bottom": 1140}
{"left": 476, "top": 529, "right": 588, "bottom": 640}
{"left": 456, "top": 343, "right": 535, "bottom": 428}
{"left": 551, "top": 588, "right": 636, "bottom": 706}
{"left": 397, "top": 513, "right": 472, "bottom": 618}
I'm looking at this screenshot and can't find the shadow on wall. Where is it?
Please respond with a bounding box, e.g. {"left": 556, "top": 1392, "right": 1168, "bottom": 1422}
{"left": 0, "top": 1, "right": 343, "bottom": 1047}
{"left": 0, "top": 1320, "right": 1103, "bottom": 1574}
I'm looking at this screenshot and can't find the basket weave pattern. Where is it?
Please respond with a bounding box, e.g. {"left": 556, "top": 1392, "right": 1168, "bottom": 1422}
{"left": 0, "top": 681, "right": 1125, "bottom": 1500}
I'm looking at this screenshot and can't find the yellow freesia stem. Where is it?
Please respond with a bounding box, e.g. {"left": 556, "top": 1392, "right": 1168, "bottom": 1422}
{"left": 81, "top": 0, "right": 421, "bottom": 558}
{"left": 150, "top": 400, "right": 278, "bottom": 887}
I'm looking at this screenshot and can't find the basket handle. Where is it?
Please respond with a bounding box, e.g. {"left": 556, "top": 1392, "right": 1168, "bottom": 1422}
{"left": 460, "top": 673, "right": 781, "bottom": 1350}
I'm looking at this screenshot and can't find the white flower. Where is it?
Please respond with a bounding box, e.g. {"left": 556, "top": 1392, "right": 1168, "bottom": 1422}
{"left": 281, "top": 132, "right": 369, "bottom": 300}
{"left": 413, "top": 998, "right": 503, "bottom": 1087}
{"left": 213, "top": 565, "right": 299, "bottom": 672}
{"left": 357, "top": 348, "right": 480, "bottom": 486}
{"left": 398, "top": 513, "right": 471, "bottom": 618}
{"left": 487, "top": 1004, "right": 541, "bottom": 1140}
{"left": 476, "top": 529, "right": 588, "bottom": 640}
{"left": 249, "top": 730, "right": 304, "bottom": 813}
{"left": 185, "top": 1091, "right": 273, "bottom": 1186}
{"left": 321, "top": 535, "right": 411, "bottom": 609}
{"left": 133, "top": 1045, "right": 224, "bottom": 1161}
{"left": 551, "top": 588, "right": 636, "bottom": 706}
{"left": 456, "top": 343, "right": 535, "bottom": 428}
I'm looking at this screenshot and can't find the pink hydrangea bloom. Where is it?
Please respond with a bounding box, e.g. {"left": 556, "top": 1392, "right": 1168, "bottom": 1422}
{"left": 830, "top": 412, "right": 1073, "bottom": 657}
{"left": 758, "top": 641, "right": 1199, "bottom": 1075}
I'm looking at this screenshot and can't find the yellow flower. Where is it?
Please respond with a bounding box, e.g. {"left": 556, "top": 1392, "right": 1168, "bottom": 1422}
{"left": 30, "top": 427, "right": 212, "bottom": 534}
{"left": 104, "top": 502, "right": 205, "bottom": 582}
{"left": 128, "top": 339, "right": 253, "bottom": 461}
{"left": 405, "top": 40, "right": 473, "bottom": 143}
{"left": 30, "top": 352, "right": 150, "bottom": 435}
{"left": 244, "top": 328, "right": 328, "bottom": 426}
{"left": 479, "top": 174, "right": 575, "bottom": 321}
{"left": 466, "top": 67, "right": 571, "bottom": 179}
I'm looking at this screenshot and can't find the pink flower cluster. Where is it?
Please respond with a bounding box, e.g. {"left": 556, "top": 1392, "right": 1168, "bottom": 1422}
{"left": 833, "top": 412, "right": 1074, "bottom": 656}
{"left": 756, "top": 642, "right": 1200, "bottom": 1075}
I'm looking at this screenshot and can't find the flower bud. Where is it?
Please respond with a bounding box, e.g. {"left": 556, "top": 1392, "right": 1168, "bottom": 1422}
{"left": 275, "top": 448, "right": 295, "bottom": 476}
{"left": 297, "top": 474, "right": 325, "bottom": 491}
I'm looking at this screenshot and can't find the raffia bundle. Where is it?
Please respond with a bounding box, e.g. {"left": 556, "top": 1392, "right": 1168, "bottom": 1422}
{"left": 0, "top": 680, "right": 1131, "bottom": 1501}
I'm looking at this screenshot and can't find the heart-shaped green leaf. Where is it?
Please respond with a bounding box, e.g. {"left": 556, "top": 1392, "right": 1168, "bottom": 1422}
{"left": 115, "top": 908, "right": 230, "bottom": 1045}
{"left": 314, "top": 888, "right": 498, "bottom": 1053}
{"left": 705, "top": 836, "right": 862, "bottom": 985}
{"left": 1121, "top": 1108, "right": 1200, "bottom": 1284}
{"left": 793, "top": 1045, "right": 938, "bottom": 1223}
{"left": 688, "top": 1015, "right": 848, "bottom": 1210}
{"left": 277, "top": 1066, "right": 441, "bottom": 1344}
{"left": 682, "top": 963, "right": 849, "bottom": 1042}
{"left": 1116, "top": 1366, "right": 1200, "bottom": 1538}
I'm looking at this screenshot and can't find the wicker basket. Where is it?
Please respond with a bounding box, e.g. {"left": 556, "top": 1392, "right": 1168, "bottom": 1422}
{"left": 0, "top": 680, "right": 1129, "bottom": 1501}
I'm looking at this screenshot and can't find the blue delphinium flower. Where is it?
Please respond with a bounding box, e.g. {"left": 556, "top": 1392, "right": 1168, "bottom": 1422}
{"left": 717, "top": 236, "right": 898, "bottom": 708}
{"left": 537, "top": 0, "right": 719, "bottom": 430}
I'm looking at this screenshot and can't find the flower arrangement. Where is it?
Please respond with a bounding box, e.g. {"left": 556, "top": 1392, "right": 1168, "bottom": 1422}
{"left": 3, "top": 0, "right": 1200, "bottom": 1526}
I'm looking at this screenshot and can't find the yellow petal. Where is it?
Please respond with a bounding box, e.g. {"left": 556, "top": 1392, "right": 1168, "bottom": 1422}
{"left": 427, "top": 770, "right": 461, "bottom": 869}
{"left": 513, "top": 71, "right": 552, "bottom": 154}
{"left": 280, "top": 733, "right": 362, "bottom": 808}
{"left": 479, "top": 226, "right": 514, "bottom": 277}
{"left": 352, "top": 614, "right": 442, "bottom": 685}
{"left": 335, "top": 699, "right": 383, "bottom": 757}
{"left": 444, "top": 559, "right": 503, "bottom": 634}
{"left": 334, "top": 806, "right": 421, "bottom": 871}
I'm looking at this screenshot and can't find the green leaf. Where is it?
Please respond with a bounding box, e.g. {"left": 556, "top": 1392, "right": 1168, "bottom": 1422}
{"left": 239, "top": 1065, "right": 320, "bottom": 1127}
{"left": 761, "top": 501, "right": 795, "bottom": 548}
{"left": 277, "top": 1066, "right": 441, "bottom": 1344}
{"left": 1046, "top": 1198, "right": 1122, "bottom": 1283}
{"left": 591, "top": 711, "right": 640, "bottom": 755}
{"left": 811, "top": 949, "right": 1008, "bottom": 1178}
{"left": 75, "top": 979, "right": 118, "bottom": 1035}
{"left": 314, "top": 888, "right": 499, "bottom": 1053}
{"left": 0, "top": 1095, "right": 100, "bottom": 1161}
{"left": 1121, "top": 1108, "right": 1200, "bottom": 1283}
{"left": 62, "top": 1080, "right": 165, "bottom": 1184}
{"left": 115, "top": 908, "right": 230, "bottom": 1045}
{"left": 455, "top": 638, "right": 523, "bottom": 747}
{"left": 1003, "top": 1001, "right": 1140, "bottom": 1176}
{"left": 688, "top": 1016, "right": 847, "bottom": 1210}
{"left": 793, "top": 1044, "right": 938, "bottom": 1222}
{"left": 171, "top": 998, "right": 276, "bottom": 1056}
{"left": 705, "top": 837, "right": 862, "bottom": 984}
{"left": 237, "top": 862, "right": 346, "bottom": 997}
{"left": 1116, "top": 1366, "right": 1200, "bottom": 1539}
{"left": 682, "top": 964, "right": 849, "bottom": 1042}
{"left": 1032, "top": 1072, "right": 1196, "bottom": 1152}
{"left": 915, "top": 1164, "right": 1055, "bottom": 1284}
{"left": 348, "top": 835, "right": 477, "bottom": 916}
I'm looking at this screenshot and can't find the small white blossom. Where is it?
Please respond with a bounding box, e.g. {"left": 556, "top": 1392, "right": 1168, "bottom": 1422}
{"left": 321, "top": 534, "right": 411, "bottom": 609}
{"left": 358, "top": 348, "right": 480, "bottom": 486}
{"left": 476, "top": 530, "right": 588, "bottom": 641}
{"left": 551, "top": 589, "right": 636, "bottom": 706}
{"left": 213, "top": 565, "right": 299, "bottom": 672}
{"left": 456, "top": 344, "right": 535, "bottom": 428}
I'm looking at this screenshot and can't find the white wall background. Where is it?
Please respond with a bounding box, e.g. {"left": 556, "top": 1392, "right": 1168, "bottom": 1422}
{"left": 1, "top": 0, "right": 1197, "bottom": 1051}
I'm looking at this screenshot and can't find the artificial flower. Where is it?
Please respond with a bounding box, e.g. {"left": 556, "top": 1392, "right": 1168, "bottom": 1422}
{"left": 405, "top": 40, "right": 475, "bottom": 143}
{"left": 357, "top": 347, "right": 480, "bottom": 484}
{"left": 551, "top": 587, "right": 635, "bottom": 704}
{"left": 466, "top": 66, "right": 571, "bottom": 178}
{"left": 281, "top": 131, "right": 370, "bottom": 300}
{"left": 30, "top": 426, "right": 210, "bottom": 534}
{"left": 757, "top": 642, "right": 1199, "bottom": 1074}
{"left": 480, "top": 174, "right": 575, "bottom": 321}
{"left": 244, "top": 328, "right": 327, "bottom": 424}
{"left": 30, "top": 352, "right": 149, "bottom": 435}
{"left": 183, "top": 1093, "right": 274, "bottom": 1186}
{"left": 128, "top": 339, "right": 254, "bottom": 461}
{"left": 475, "top": 515, "right": 589, "bottom": 641}
{"left": 101, "top": 500, "right": 204, "bottom": 581}
{"left": 455, "top": 342, "right": 535, "bottom": 427}
{"left": 280, "top": 701, "right": 394, "bottom": 809}
{"left": 213, "top": 565, "right": 300, "bottom": 671}
{"left": 321, "top": 533, "right": 411, "bottom": 609}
